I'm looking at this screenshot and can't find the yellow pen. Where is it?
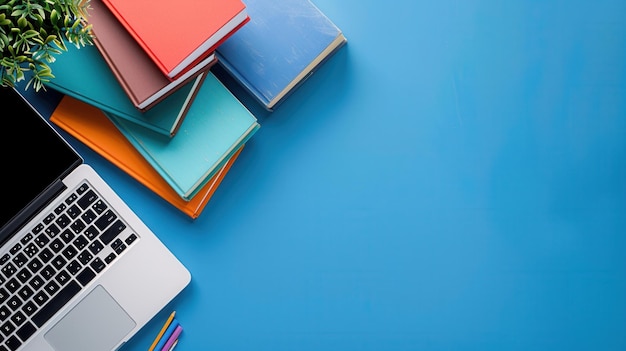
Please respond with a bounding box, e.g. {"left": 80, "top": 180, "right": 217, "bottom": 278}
{"left": 148, "top": 311, "right": 176, "bottom": 351}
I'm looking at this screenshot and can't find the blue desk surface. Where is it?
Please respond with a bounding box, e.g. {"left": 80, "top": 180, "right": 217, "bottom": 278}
{"left": 24, "top": 0, "right": 626, "bottom": 350}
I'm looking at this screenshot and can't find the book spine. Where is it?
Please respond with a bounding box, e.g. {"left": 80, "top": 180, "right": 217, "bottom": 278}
{"left": 215, "top": 52, "right": 272, "bottom": 110}
{"left": 92, "top": 37, "right": 143, "bottom": 110}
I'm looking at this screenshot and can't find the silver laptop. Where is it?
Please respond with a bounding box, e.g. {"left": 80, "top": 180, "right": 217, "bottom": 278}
{"left": 0, "top": 86, "right": 191, "bottom": 351}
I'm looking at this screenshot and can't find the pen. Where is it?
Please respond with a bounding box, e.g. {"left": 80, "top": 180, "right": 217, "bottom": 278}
{"left": 160, "top": 324, "right": 183, "bottom": 351}
{"left": 153, "top": 318, "right": 180, "bottom": 351}
{"left": 148, "top": 311, "right": 176, "bottom": 351}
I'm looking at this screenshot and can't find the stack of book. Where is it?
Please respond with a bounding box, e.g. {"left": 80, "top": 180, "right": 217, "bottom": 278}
{"left": 47, "top": 0, "right": 346, "bottom": 219}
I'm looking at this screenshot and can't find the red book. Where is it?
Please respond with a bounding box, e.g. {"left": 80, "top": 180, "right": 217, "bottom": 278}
{"left": 102, "top": 0, "right": 249, "bottom": 80}
{"left": 87, "top": 0, "right": 217, "bottom": 111}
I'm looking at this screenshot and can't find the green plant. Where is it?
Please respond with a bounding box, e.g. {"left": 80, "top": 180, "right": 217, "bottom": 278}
{"left": 0, "top": 0, "right": 93, "bottom": 91}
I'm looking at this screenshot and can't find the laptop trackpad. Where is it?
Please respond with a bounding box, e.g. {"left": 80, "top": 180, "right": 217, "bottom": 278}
{"left": 45, "top": 285, "right": 136, "bottom": 351}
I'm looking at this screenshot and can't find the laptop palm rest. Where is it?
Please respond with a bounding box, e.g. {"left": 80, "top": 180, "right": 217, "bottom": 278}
{"left": 44, "top": 285, "right": 136, "bottom": 351}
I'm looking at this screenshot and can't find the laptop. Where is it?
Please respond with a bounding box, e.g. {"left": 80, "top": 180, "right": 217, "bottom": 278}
{"left": 0, "top": 86, "right": 191, "bottom": 351}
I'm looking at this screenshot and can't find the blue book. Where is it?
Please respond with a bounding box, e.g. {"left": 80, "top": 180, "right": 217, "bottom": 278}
{"left": 215, "top": 0, "right": 347, "bottom": 111}
{"left": 45, "top": 43, "right": 204, "bottom": 138}
{"left": 106, "top": 72, "right": 260, "bottom": 201}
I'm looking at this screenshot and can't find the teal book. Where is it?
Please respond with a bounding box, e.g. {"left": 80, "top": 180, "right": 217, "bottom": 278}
{"left": 45, "top": 43, "right": 204, "bottom": 138}
{"left": 106, "top": 72, "right": 260, "bottom": 201}
{"left": 215, "top": 0, "right": 347, "bottom": 111}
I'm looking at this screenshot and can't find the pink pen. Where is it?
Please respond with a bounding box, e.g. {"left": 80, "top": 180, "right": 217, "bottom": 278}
{"left": 161, "top": 324, "right": 183, "bottom": 351}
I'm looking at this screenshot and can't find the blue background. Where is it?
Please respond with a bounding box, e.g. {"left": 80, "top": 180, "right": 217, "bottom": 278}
{"left": 25, "top": 0, "right": 626, "bottom": 350}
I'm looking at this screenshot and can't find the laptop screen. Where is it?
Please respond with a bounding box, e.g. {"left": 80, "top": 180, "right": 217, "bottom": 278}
{"left": 1, "top": 87, "right": 82, "bottom": 242}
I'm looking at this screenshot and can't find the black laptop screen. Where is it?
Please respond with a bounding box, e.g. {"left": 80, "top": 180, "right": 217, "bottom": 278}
{"left": 1, "top": 87, "right": 82, "bottom": 239}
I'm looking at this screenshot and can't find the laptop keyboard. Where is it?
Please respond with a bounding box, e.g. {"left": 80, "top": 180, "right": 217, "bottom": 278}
{"left": 0, "top": 182, "right": 138, "bottom": 351}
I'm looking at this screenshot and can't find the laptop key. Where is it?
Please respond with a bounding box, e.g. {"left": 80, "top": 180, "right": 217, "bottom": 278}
{"left": 73, "top": 235, "right": 89, "bottom": 250}
{"left": 114, "top": 243, "right": 127, "bottom": 255}
{"left": 4, "top": 335, "right": 21, "bottom": 350}
{"left": 51, "top": 256, "right": 67, "bottom": 270}
{"left": 32, "top": 292, "right": 48, "bottom": 306}
{"left": 15, "top": 269, "right": 31, "bottom": 284}
{"left": 9, "top": 312, "right": 25, "bottom": 327}
{"left": 66, "top": 204, "right": 81, "bottom": 219}
{"left": 38, "top": 248, "right": 54, "bottom": 264}
{"left": 10, "top": 254, "right": 27, "bottom": 269}
{"left": 54, "top": 203, "right": 67, "bottom": 215}
{"left": 60, "top": 230, "right": 75, "bottom": 244}
{"left": 0, "top": 321, "right": 15, "bottom": 336}
{"left": 16, "top": 321, "right": 35, "bottom": 342}
{"left": 34, "top": 234, "right": 49, "bottom": 248}
{"left": 23, "top": 243, "right": 38, "bottom": 258}
{"left": 77, "top": 190, "right": 98, "bottom": 210}
{"left": 49, "top": 239, "right": 64, "bottom": 254}
{"left": 81, "top": 209, "right": 97, "bottom": 224}
{"left": 42, "top": 214, "right": 55, "bottom": 226}
{"left": 104, "top": 253, "right": 116, "bottom": 264}
{"left": 88, "top": 241, "right": 104, "bottom": 255}
{"left": 70, "top": 219, "right": 86, "bottom": 235}
{"left": 28, "top": 276, "right": 44, "bottom": 291}
{"left": 77, "top": 251, "right": 93, "bottom": 265}
{"left": 44, "top": 223, "right": 60, "bottom": 237}
{"left": 67, "top": 260, "right": 82, "bottom": 275}
{"left": 39, "top": 266, "right": 55, "bottom": 281}
{"left": 95, "top": 210, "right": 117, "bottom": 231}
{"left": 8, "top": 245, "right": 20, "bottom": 256}
{"left": 65, "top": 193, "right": 78, "bottom": 205}
{"left": 6, "top": 297, "right": 21, "bottom": 311}
{"left": 54, "top": 214, "right": 71, "bottom": 229}
{"left": 16, "top": 287, "right": 32, "bottom": 302}
{"left": 90, "top": 258, "right": 106, "bottom": 273}
{"left": 76, "top": 267, "right": 96, "bottom": 286}
{"left": 55, "top": 271, "right": 71, "bottom": 286}
{"left": 44, "top": 281, "right": 59, "bottom": 296}
{"left": 100, "top": 220, "right": 126, "bottom": 245}
{"left": 5, "top": 279, "right": 19, "bottom": 294}
{"left": 32, "top": 280, "right": 80, "bottom": 328}
{"left": 125, "top": 233, "right": 138, "bottom": 246}
{"left": 83, "top": 226, "right": 100, "bottom": 241}
{"left": 1, "top": 264, "right": 16, "bottom": 278}
{"left": 21, "top": 302, "right": 36, "bottom": 317}
{"left": 19, "top": 234, "right": 33, "bottom": 245}
{"left": 0, "top": 254, "right": 10, "bottom": 265}
{"left": 32, "top": 223, "right": 45, "bottom": 234}
{"left": 0, "top": 306, "right": 10, "bottom": 321}
{"left": 0, "top": 288, "right": 8, "bottom": 304}
{"left": 76, "top": 183, "right": 90, "bottom": 195}
{"left": 91, "top": 199, "right": 107, "bottom": 214}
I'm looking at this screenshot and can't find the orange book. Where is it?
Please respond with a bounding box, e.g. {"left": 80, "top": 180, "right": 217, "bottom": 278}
{"left": 50, "top": 95, "right": 242, "bottom": 219}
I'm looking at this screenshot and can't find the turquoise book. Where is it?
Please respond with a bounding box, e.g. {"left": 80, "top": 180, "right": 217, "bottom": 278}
{"left": 106, "top": 72, "right": 260, "bottom": 201}
{"left": 45, "top": 43, "right": 204, "bottom": 138}
{"left": 215, "top": 0, "right": 347, "bottom": 111}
